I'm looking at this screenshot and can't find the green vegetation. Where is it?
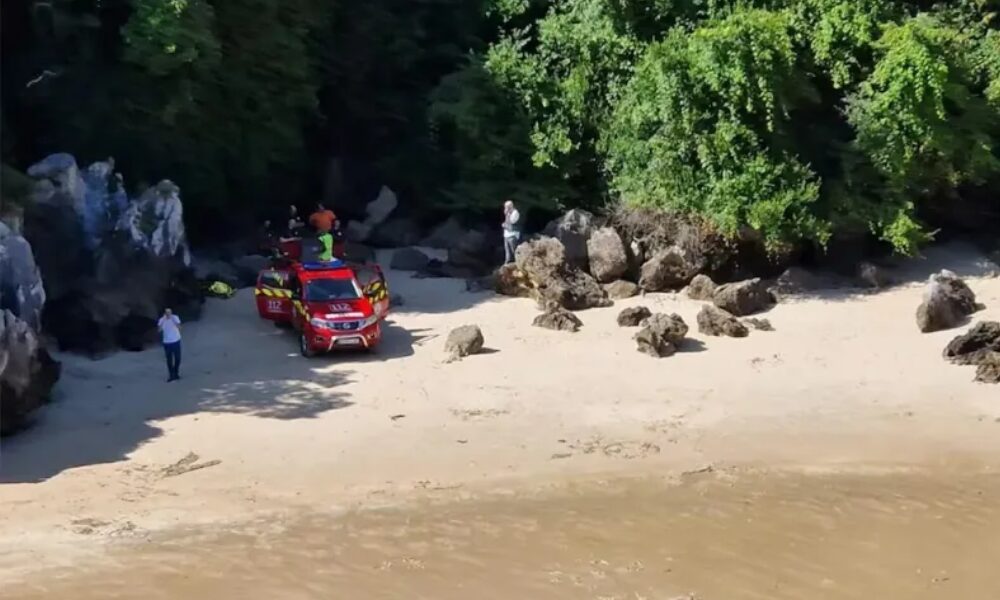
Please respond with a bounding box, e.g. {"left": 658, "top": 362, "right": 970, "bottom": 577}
{"left": 2, "top": 0, "right": 998, "bottom": 252}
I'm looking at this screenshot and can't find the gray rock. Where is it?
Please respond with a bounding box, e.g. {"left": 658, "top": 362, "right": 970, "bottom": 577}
{"left": 634, "top": 313, "right": 688, "bottom": 357}
{"left": 639, "top": 248, "right": 696, "bottom": 291}
{"left": 444, "top": 324, "right": 484, "bottom": 360}
{"left": 976, "top": 354, "right": 1000, "bottom": 384}
{"left": 421, "top": 217, "right": 466, "bottom": 249}
{"left": 916, "top": 270, "right": 980, "bottom": 333}
{"left": 533, "top": 305, "right": 583, "bottom": 332}
{"left": 514, "top": 237, "right": 610, "bottom": 310}
{"left": 586, "top": 227, "right": 628, "bottom": 283}
{"left": 943, "top": 321, "right": 1000, "bottom": 366}
{"left": 1, "top": 309, "right": 61, "bottom": 435}
{"left": 544, "top": 209, "right": 595, "bottom": 270}
{"left": 365, "top": 185, "right": 398, "bottom": 227}
{"left": 858, "top": 261, "right": 892, "bottom": 289}
{"left": 713, "top": 278, "right": 774, "bottom": 316}
{"left": 697, "top": 305, "right": 749, "bottom": 337}
{"left": 390, "top": 247, "right": 431, "bottom": 271}
{"left": 0, "top": 222, "right": 46, "bottom": 329}
{"left": 345, "top": 220, "right": 372, "bottom": 242}
{"left": 231, "top": 255, "right": 269, "bottom": 287}
{"left": 686, "top": 274, "right": 717, "bottom": 301}
{"left": 743, "top": 317, "right": 774, "bottom": 332}
{"left": 617, "top": 306, "right": 652, "bottom": 327}
{"left": 368, "top": 217, "right": 422, "bottom": 248}
{"left": 120, "top": 180, "right": 191, "bottom": 265}
{"left": 604, "top": 280, "right": 639, "bottom": 299}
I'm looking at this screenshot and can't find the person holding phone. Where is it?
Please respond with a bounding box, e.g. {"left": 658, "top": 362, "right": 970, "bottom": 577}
{"left": 158, "top": 308, "right": 182, "bottom": 382}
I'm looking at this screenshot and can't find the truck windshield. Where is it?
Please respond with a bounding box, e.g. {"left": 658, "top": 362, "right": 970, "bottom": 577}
{"left": 304, "top": 279, "right": 361, "bottom": 301}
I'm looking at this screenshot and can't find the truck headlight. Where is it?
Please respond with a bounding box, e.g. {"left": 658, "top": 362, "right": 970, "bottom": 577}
{"left": 310, "top": 317, "right": 334, "bottom": 330}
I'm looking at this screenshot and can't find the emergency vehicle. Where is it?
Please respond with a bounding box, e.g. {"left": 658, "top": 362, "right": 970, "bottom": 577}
{"left": 254, "top": 239, "right": 390, "bottom": 357}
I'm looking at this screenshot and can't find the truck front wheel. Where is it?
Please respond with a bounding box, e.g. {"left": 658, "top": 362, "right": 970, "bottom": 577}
{"left": 299, "top": 334, "right": 316, "bottom": 358}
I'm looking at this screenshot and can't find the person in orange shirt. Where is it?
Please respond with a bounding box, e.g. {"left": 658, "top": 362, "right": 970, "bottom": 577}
{"left": 308, "top": 202, "right": 337, "bottom": 233}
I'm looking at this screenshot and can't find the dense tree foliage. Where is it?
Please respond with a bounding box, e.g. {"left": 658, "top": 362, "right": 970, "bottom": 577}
{"left": 2, "top": 0, "right": 998, "bottom": 251}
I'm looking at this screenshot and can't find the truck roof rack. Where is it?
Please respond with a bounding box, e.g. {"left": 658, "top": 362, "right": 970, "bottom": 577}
{"left": 301, "top": 259, "right": 346, "bottom": 271}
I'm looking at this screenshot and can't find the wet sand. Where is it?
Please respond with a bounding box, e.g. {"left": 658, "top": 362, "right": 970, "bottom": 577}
{"left": 11, "top": 467, "right": 1000, "bottom": 599}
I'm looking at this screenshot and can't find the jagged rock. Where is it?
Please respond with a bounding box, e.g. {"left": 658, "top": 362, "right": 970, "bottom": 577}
{"left": 975, "top": 355, "right": 1000, "bottom": 384}
{"left": 514, "top": 237, "right": 610, "bottom": 310}
{"left": 421, "top": 217, "right": 466, "bottom": 249}
{"left": 617, "top": 306, "right": 652, "bottom": 327}
{"left": 533, "top": 304, "right": 582, "bottom": 332}
{"left": 604, "top": 280, "right": 639, "bottom": 299}
{"left": 916, "top": 270, "right": 980, "bottom": 333}
{"left": 390, "top": 247, "right": 431, "bottom": 271}
{"left": 713, "top": 278, "right": 774, "bottom": 316}
{"left": 1, "top": 309, "right": 61, "bottom": 435}
{"left": 639, "top": 248, "right": 697, "bottom": 291}
{"left": 368, "top": 217, "right": 422, "bottom": 248}
{"left": 697, "top": 305, "right": 749, "bottom": 337}
{"left": 120, "top": 180, "right": 191, "bottom": 265}
{"left": 857, "top": 261, "right": 892, "bottom": 289}
{"left": 0, "top": 222, "right": 46, "bottom": 329}
{"left": 494, "top": 264, "right": 534, "bottom": 298}
{"left": 365, "top": 185, "right": 398, "bottom": 227}
{"left": 444, "top": 324, "right": 484, "bottom": 360}
{"left": 943, "top": 321, "right": 1000, "bottom": 366}
{"left": 544, "top": 209, "right": 595, "bottom": 269}
{"left": 586, "top": 227, "right": 627, "bottom": 283}
{"left": 634, "top": 313, "right": 688, "bottom": 357}
{"left": 743, "top": 317, "right": 774, "bottom": 331}
{"left": 191, "top": 254, "right": 240, "bottom": 287}
{"left": 686, "top": 274, "right": 717, "bottom": 301}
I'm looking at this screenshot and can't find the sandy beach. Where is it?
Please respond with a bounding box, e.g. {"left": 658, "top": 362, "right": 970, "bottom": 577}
{"left": 1, "top": 244, "right": 999, "bottom": 596}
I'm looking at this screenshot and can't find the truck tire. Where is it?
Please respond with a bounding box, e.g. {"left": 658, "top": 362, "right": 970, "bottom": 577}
{"left": 299, "top": 334, "right": 316, "bottom": 358}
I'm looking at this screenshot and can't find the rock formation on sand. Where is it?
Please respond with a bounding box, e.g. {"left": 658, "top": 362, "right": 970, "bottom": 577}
{"left": 634, "top": 313, "right": 688, "bottom": 357}
{"left": 586, "top": 227, "right": 628, "bottom": 283}
{"left": 916, "top": 270, "right": 982, "bottom": 333}
{"left": 0, "top": 222, "right": 46, "bottom": 330}
{"left": 743, "top": 317, "right": 774, "bottom": 331}
{"left": 638, "top": 248, "right": 697, "bottom": 291}
{"left": 544, "top": 209, "right": 594, "bottom": 270}
{"left": 1, "top": 309, "right": 61, "bottom": 435}
{"left": 345, "top": 185, "right": 399, "bottom": 242}
{"left": 444, "top": 325, "right": 485, "bottom": 361}
{"left": 943, "top": 321, "right": 1000, "bottom": 383}
{"left": 513, "top": 237, "right": 610, "bottom": 310}
{"left": 686, "top": 274, "right": 717, "bottom": 301}
{"left": 25, "top": 153, "right": 202, "bottom": 355}
{"left": 697, "top": 305, "right": 749, "bottom": 338}
{"left": 604, "top": 279, "right": 639, "bottom": 299}
{"left": 532, "top": 303, "right": 583, "bottom": 332}
{"left": 617, "top": 306, "right": 652, "bottom": 327}
{"left": 712, "top": 278, "right": 775, "bottom": 316}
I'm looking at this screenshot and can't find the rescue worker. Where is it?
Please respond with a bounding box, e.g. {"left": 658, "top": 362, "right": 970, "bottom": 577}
{"left": 317, "top": 229, "right": 334, "bottom": 262}
{"left": 309, "top": 202, "right": 337, "bottom": 234}
{"left": 287, "top": 205, "right": 305, "bottom": 238}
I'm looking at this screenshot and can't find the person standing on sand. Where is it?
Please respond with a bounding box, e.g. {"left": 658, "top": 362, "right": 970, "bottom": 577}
{"left": 158, "top": 308, "right": 182, "bottom": 382}
{"left": 502, "top": 200, "right": 521, "bottom": 264}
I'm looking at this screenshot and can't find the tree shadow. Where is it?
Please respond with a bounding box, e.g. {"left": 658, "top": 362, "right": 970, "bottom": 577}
{"left": 0, "top": 305, "right": 359, "bottom": 483}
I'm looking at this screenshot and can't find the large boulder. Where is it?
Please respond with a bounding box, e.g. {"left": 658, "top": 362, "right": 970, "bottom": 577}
{"left": 617, "top": 306, "right": 652, "bottom": 327}
{"left": 231, "top": 255, "right": 269, "bottom": 287}
{"left": 1, "top": 309, "right": 61, "bottom": 435}
{"left": 494, "top": 264, "right": 534, "bottom": 298}
{"left": 544, "top": 209, "right": 595, "bottom": 270}
{"left": 390, "top": 247, "right": 431, "bottom": 272}
{"left": 604, "top": 279, "right": 639, "bottom": 299}
{"left": 0, "top": 222, "right": 46, "bottom": 329}
{"left": 533, "top": 303, "right": 583, "bottom": 332}
{"left": 976, "top": 355, "right": 1000, "bottom": 384}
{"left": 686, "top": 274, "right": 717, "bottom": 301}
{"left": 24, "top": 153, "right": 202, "bottom": 354}
{"left": 916, "top": 270, "right": 981, "bottom": 333}
{"left": 514, "top": 237, "right": 610, "bottom": 310}
{"left": 712, "top": 278, "right": 775, "bottom": 316}
{"left": 697, "top": 305, "right": 749, "bottom": 337}
{"left": 634, "top": 313, "right": 688, "bottom": 357}
{"left": 586, "top": 227, "right": 628, "bottom": 283}
{"left": 444, "top": 325, "right": 484, "bottom": 361}
{"left": 368, "top": 216, "right": 422, "bottom": 248}
{"left": 365, "top": 185, "right": 398, "bottom": 227}
{"left": 421, "top": 217, "right": 467, "bottom": 249}
{"left": 639, "top": 248, "right": 697, "bottom": 291}
{"left": 191, "top": 254, "right": 241, "bottom": 287}
{"left": 943, "top": 321, "right": 1000, "bottom": 366}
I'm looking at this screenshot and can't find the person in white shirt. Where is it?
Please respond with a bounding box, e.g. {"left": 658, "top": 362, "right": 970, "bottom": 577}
{"left": 157, "top": 308, "right": 182, "bottom": 381}
{"left": 502, "top": 200, "right": 521, "bottom": 264}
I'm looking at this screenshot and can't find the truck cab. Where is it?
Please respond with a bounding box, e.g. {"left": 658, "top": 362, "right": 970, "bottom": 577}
{"left": 255, "top": 259, "right": 390, "bottom": 357}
